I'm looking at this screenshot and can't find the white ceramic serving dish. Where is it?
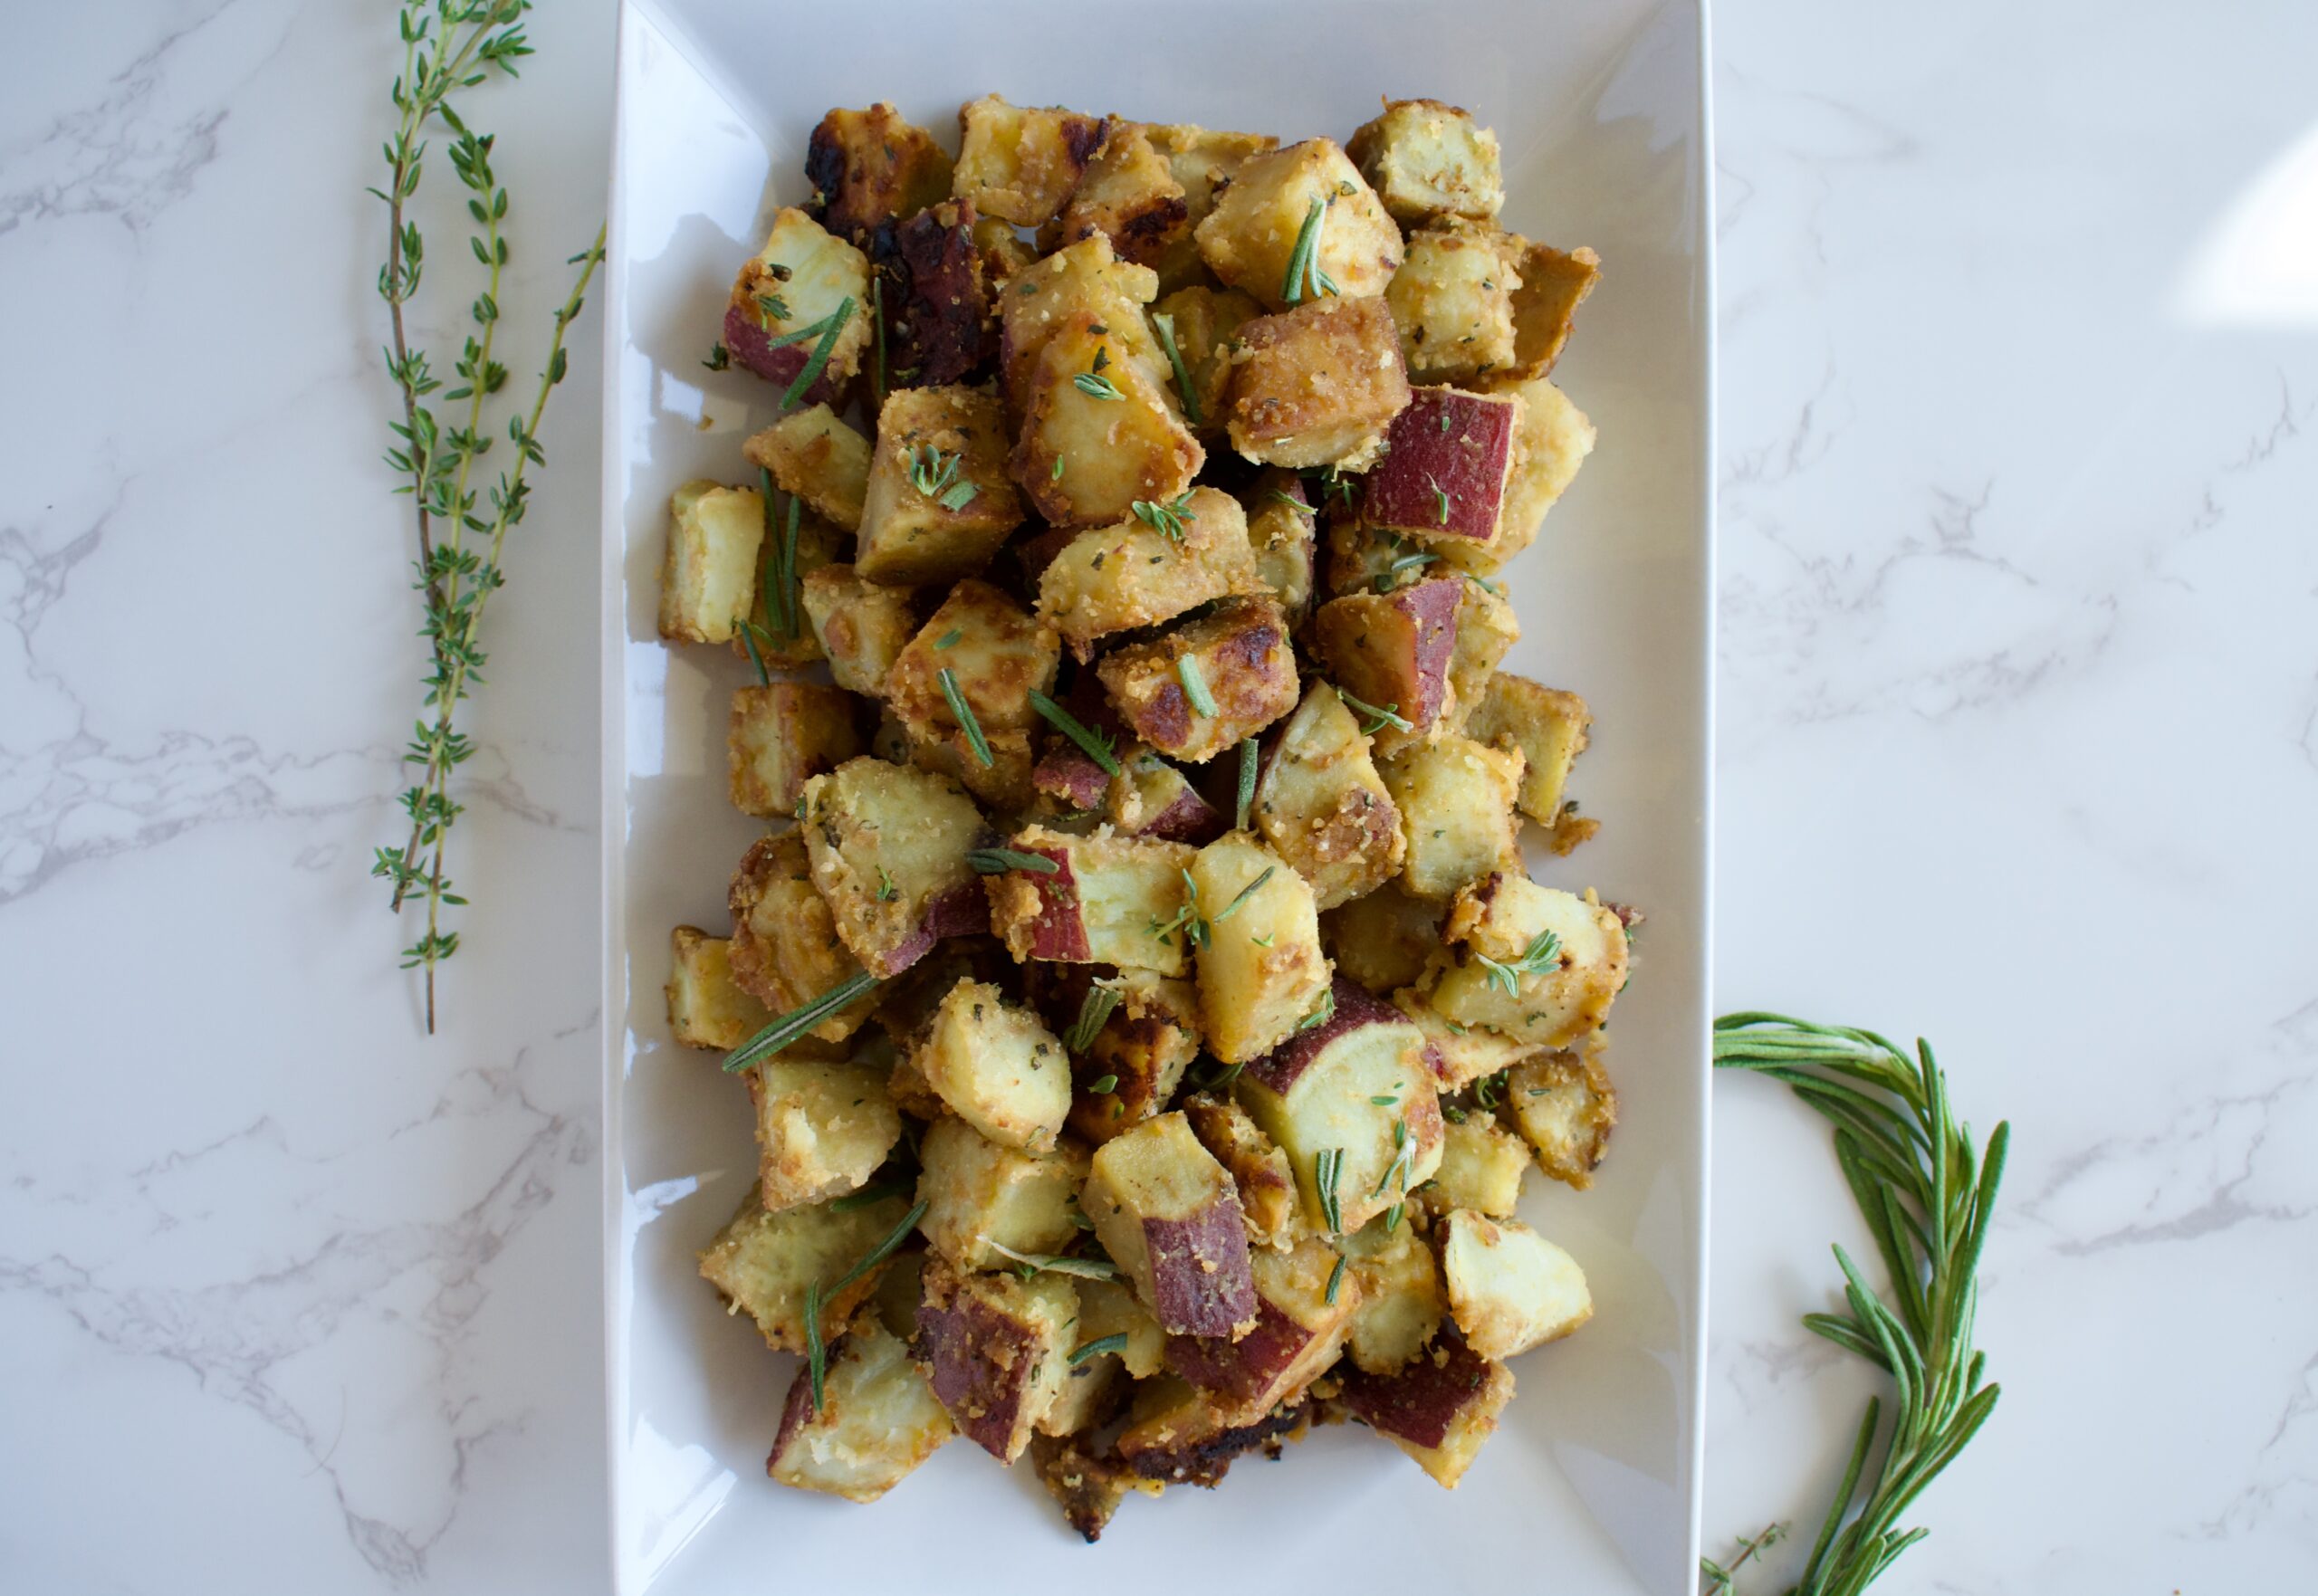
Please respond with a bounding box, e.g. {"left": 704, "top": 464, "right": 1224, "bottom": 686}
{"left": 599, "top": 1, "right": 1713, "bottom": 1590}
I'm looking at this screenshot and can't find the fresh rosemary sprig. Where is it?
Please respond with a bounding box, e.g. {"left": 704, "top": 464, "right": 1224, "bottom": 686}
{"left": 1067, "top": 983, "right": 1123, "bottom": 1053}
{"left": 369, "top": 0, "right": 602, "bottom": 1034}
{"left": 1131, "top": 492, "right": 1198, "bottom": 542}
{"left": 775, "top": 296, "right": 854, "bottom": 410}
{"left": 1313, "top": 1146, "right": 1345, "bottom": 1233}
{"left": 723, "top": 970, "right": 885, "bottom": 1074}
{"left": 938, "top": 667, "right": 993, "bottom": 766}
{"left": 1297, "top": 988, "right": 1336, "bottom": 1032}
{"left": 1177, "top": 656, "right": 1218, "bottom": 717}
{"left": 1279, "top": 195, "right": 1340, "bottom": 306}
{"left": 1375, "top": 550, "right": 1438, "bottom": 594}
{"left": 1476, "top": 929, "right": 1564, "bottom": 997}
{"left": 965, "top": 847, "right": 1060, "bottom": 875}
{"left": 1150, "top": 311, "right": 1202, "bottom": 425}
{"left": 1212, "top": 865, "right": 1275, "bottom": 924}
{"left": 1030, "top": 689, "right": 1120, "bottom": 776}
{"left": 1150, "top": 868, "right": 1208, "bottom": 950}
{"left": 1236, "top": 737, "right": 1260, "bottom": 830}
{"left": 804, "top": 1197, "right": 928, "bottom": 1411}
{"left": 1710, "top": 1013, "right": 2008, "bottom": 1596}
{"left": 1334, "top": 686, "right": 1412, "bottom": 736}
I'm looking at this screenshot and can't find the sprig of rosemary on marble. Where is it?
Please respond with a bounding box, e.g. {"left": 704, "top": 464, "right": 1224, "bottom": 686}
{"left": 369, "top": 0, "right": 603, "bottom": 1033}
{"left": 1707, "top": 1014, "right": 2008, "bottom": 1596}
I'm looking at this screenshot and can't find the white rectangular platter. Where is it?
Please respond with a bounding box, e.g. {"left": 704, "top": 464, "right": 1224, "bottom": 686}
{"left": 599, "top": 2, "right": 1714, "bottom": 1591}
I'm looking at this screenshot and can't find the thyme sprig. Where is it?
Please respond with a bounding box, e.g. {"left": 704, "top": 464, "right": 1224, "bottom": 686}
{"left": 369, "top": 0, "right": 601, "bottom": 1033}
{"left": 907, "top": 444, "right": 980, "bottom": 512}
{"left": 1334, "top": 686, "right": 1412, "bottom": 736}
{"left": 1131, "top": 492, "right": 1198, "bottom": 543}
{"left": 1066, "top": 982, "right": 1124, "bottom": 1053}
{"left": 1710, "top": 1014, "right": 2008, "bottom": 1596}
{"left": 1476, "top": 929, "right": 1565, "bottom": 997}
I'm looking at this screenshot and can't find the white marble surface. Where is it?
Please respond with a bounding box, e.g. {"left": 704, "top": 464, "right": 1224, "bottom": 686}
{"left": 1, "top": 0, "right": 2312, "bottom": 1590}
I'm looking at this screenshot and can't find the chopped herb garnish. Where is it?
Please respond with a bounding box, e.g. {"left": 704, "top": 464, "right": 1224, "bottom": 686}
{"left": 1212, "top": 865, "right": 1275, "bottom": 923}
{"left": 737, "top": 618, "right": 771, "bottom": 687}
{"left": 805, "top": 1196, "right": 931, "bottom": 1411}
{"left": 1296, "top": 989, "right": 1336, "bottom": 1033}
{"left": 1375, "top": 550, "right": 1438, "bottom": 593}
{"left": 1314, "top": 1147, "right": 1345, "bottom": 1232}
{"left": 875, "top": 865, "right": 898, "bottom": 902}
{"left": 1074, "top": 369, "right": 1123, "bottom": 401}
{"left": 966, "top": 846, "right": 1061, "bottom": 875}
{"left": 1029, "top": 689, "right": 1120, "bottom": 776}
{"left": 1266, "top": 487, "right": 1317, "bottom": 520}
{"left": 1325, "top": 1251, "right": 1347, "bottom": 1305}
{"left": 1067, "top": 983, "right": 1123, "bottom": 1053}
{"left": 754, "top": 291, "right": 791, "bottom": 325}
{"left": 1068, "top": 1333, "right": 1129, "bottom": 1365}
{"left": 775, "top": 295, "right": 855, "bottom": 411}
{"left": 938, "top": 666, "right": 993, "bottom": 766}
{"left": 724, "top": 970, "right": 884, "bottom": 1074}
{"left": 1235, "top": 737, "right": 1259, "bottom": 830}
{"left": 934, "top": 627, "right": 963, "bottom": 650}
{"left": 907, "top": 444, "right": 978, "bottom": 512}
{"left": 1477, "top": 929, "right": 1566, "bottom": 996}
{"left": 1430, "top": 476, "right": 1451, "bottom": 526}
{"left": 1280, "top": 195, "right": 1339, "bottom": 306}
{"left": 1334, "top": 686, "right": 1412, "bottom": 735}
{"left": 1150, "top": 868, "right": 1208, "bottom": 950}
{"left": 982, "top": 1239, "right": 1120, "bottom": 1281}
{"left": 1087, "top": 1073, "right": 1120, "bottom": 1095}
{"left": 1131, "top": 492, "right": 1198, "bottom": 542}
{"left": 1177, "top": 656, "right": 1218, "bottom": 717}
{"left": 702, "top": 341, "right": 730, "bottom": 370}
{"left": 1050, "top": 456, "right": 1067, "bottom": 481}
{"left": 1151, "top": 311, "right": 1202, "bottom": 425}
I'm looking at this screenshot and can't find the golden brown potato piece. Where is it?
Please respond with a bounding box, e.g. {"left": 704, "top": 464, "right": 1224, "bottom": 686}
{"left": 1342, "top": 1212, "right": 1445, "bottom": 1374}
{"left": 1387, "top": 221, "right": 1521, "bottom": 384}
{"left": 722, "top": 208, "right": 873, "bottom": 402}
{"left": 1464, "top": 374, "right": 1596, "bottom": 569}
{"left": 953, "top": 95, "right": 1107, "bottom": 228}
{"left": 855, "top": 384, "right": 1025, "bottom": 586}
{"left": 1501, "top": 236, "right": 1601, "bottom": 378}
{"left": 1037, "top": 487, "right": 1261, "bottom": 661}
{"left": 1336, "top": 1332, "right": 1514, "bottom": 1488}
{"left": 1183, "top": 1094, "right": 1304, "bottom": 1251}
{"left": 1381, "top": 735, "right": 1525, "bottom": 902}
{"left": 913, "top": 979, "right": 1073, "bottom": 1152}
{"left": 1011, "top": 311, "right": 1202, "bottom": 530}
{"left": 751, "top": 1057, "right": 903, "bottom": 1211}
{"left": 1432, "top": 873, "right": 1630, "bottom": 1046}
{"left": 915, "top": 1113, "right": 1089, "bottom": 1268}
{"left": 666, "top": 926, "right": 775, "bottom": 1051}
{"left": 1439, "top": 1210, "right": 1593, "bottom": 1359}
{"left": 1346, "top": 99, "right": 1507, "bottom": 225}
{"left": 1053, "top": 122, "right": 1190, "bottom": 271}
{"left": 798, "top": 757, "right": 986, "bottom": 979}
{"left": 1096, "top": 597, "right": 1300, "bottom": 766}
{"left": 1188, "top": 831, "right": 1331, "bottom": 1065}
{"left": 697, "top": 1187, "right": 914, "bottom": 1353}
{"left": 913, "top": 1252, "right": 1078, "bottom": 1462}
{"left": 743, "top": 404, "right": 871, "bottom": 533}
{"left": 984, "top": 825, "right": 1197, "bottom": 978}
{"left": 1151, "top": 284, "right": 1263, "bottom": 436}
{"left": 658, "top": 481, "right": 762, "bottom": 645}
{"left": 804, "top": 102, "right": 954, "bottom": 240}
{"left": 768, "top": 1314, "right": 953, "bottom": 1501}
{"left": 1461, "top": 671, "right": 1592, "bottom": 833}
{"left": 1084, "top": 1112, "right": 1259, "bottom": 1338}
{"left": 1250, "top": 681, "right": 1404, "bottom": 911}
{"left": 1193, "top": 139, "right": 1402, "bottom": 311}
{"left": 799, "top": 565, "right": 919, "bottom": 698}
{"left": 1322, "top": 884, "right": 1443, "bottom": 996}
{"left": 727, "top": 681, "right": 862, "bottom": 818}
{"left": 884, "top": 578, "right": 1059, "bottom": 740}
{"left": 997, "top": 234, "right": 1165, "bottom": 418}
{"left": 1500, "top": 1046, "right": 1617, "bottom": 1190}
{"left": 1312, "top": 578, "right": 1465, "bottom": 745}
{"left": 727, "top": 833, "right": 878, "bottom": 1043}
{"left": 1225, "top": 296, "right": 1412, "bottom": 470}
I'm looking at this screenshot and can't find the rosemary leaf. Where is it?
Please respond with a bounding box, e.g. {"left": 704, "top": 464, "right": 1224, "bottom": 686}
{"left": 1029, "top": 689, "right": 1121, "bottom": 776}
{"left": 1212, "top": 865, "right": 1275, "bottom": 923}
{"left": 1150, "top": 311, "right": 1202, "bottom": 425}
{"left": 1236, "top": 737, "right": 1259, "bottom": 831}
{"left": 1325, "top": 1251, "right": 1347, "bottom": 1305}
{"left": 1074, "top": 369, "right": 1124, "bottom": 402}
{"left": 1067, "top": 983, "right": 1123, "bottom": 1053}
{"left": 982, "top": 1239, "right": 1120, "bottom": 1281}
{"left": 776, "top": 295, "right": 854, "bottom": 411}
{"left": 1334, "top": 685, "right": 1413, "bottom": 735}
{"left": 939, "top": 666, "right": 993, "bottom": 766}
{"left": 1068, "top": 1333, "right": 1130, "bottom": 1366}
{"left": 1178, "top": 656, "right": 1218, "bottom": 717}
{"left": 723, "top": 970, "right": 884, "bottom": 1073}
{"left": 966, "top": 846, "right": 1062, "bottom": 875}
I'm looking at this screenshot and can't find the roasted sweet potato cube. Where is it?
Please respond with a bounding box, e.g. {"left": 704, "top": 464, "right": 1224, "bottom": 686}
{"left": 800, "top": 564, "right": 918, "bottom": 698}
{"left": 1030, "top": 1434, "right": 1153, "bottom": 1543}
{"left": 912, "top": 1252, "right": 1077, "bottom": 1462}
{"left": 1189, "top": 831, "right": 1331, "bottom": 1065}
{"left": 1386, "top": 220, "right": 1520, "bottom": 383}
{"left": 659, "top": 481, "right": 763, "bottom": 645}
{"left": 1321, "top": 884, "right": 1443, "bottom": 995}
{"left": 1501, "top": 1047, "right": 1618, "bottom": 1190}
{"left": 915, "top": 979, "right": 1073, "bottom": 1152}
{"left": 1152, "top": 285, "right": 1262, "bottom": 435}
{"left": 727, "top": 833, "right": 877, "bottom": 1043}
{"left": 697, "top": 1188, "right": 914, "bottom": 1352}
{"left": 1462, "top": 671, "right": 1592, "bottom": 828}
{"left": 953, "top": 95, "right": 1106, "bottom": 228}
{"left": 1323, "top": 517, "right": 1430, "bottom": 600}
{"left": 1440, "top": 1209, "right": 1592, "bottom": 1359}
{"left": 1193, "top": 139, "right": 1401, "bottom": 311}
{"left": 1038, "top": 1344, "right": 1127, "bottom": 1442}
{"left": 1394, "top": 991, "right": 1530, "bottom": 1093}
{"left": 723, "top": 208, "right": 873, "bottom": 402}
{"left": 1362, "top": 387, "right": 1522, "bottom": 547}
{"left": 1336, "top": 1332, "right": 1513, "bottom": 1487}
{"left": 1037, "top": 487, "right": 1260, "bottom": 660}
{"left": 666, "top": 926, "right": 776, "bottom": 1051}
{"left": 798, "top": 757, "right": 987, "bottom": 978}
{"left": 1096, "top": 597, "right": 1299, "bottom": 765}
{"left": 1381, "top": 736, "right": 1525, "bottom": 902}
{"left": 1011, "top": 311, "right": 1202, "bottom": 530}
{"left": 1084, "top": 1112, "right": 1259, "bottom": 1337}
{"left": 997, "top": 234, "right": 1164, "bottom": 417}
{"left": 1109, "top": 748, "right": 1227, "bottom": 845}
{"left": 856, "top": 384, "right": 1024, "bottom": 586}
{"left": 1183, "top": 1094, "right": 1303, "bottom": 1251}
{"left": 1313, "top": 578, "right": 1464, "bottom": 740}
{"left": 1347, "top": 99, "right": 1506, "bottom": 225}
{"left": 1076, "top": 1273, "right": 1168, "bottom": 1378}
{"left": 742, "top": 404, "right": 872, "bottom": 532}
{"left": 1342, "top": 1212, "right": 1446, "bottom": 1374}
{"left": 1164, "top": 1238, "right": 1355, "bottom": 1418}
{"left": 1225, "top": 296, "right": 1412, "bottom": 470}
{"left": 885, "top": 198, "right": 995, "bottom": 389}
{"left": 769, "top": 1314, "right": 953, "bottom": 1501}
{"left": 1251, "top": 682, "right": 1404, "bottom": 911}
{"left": 1054, "top": 122, "right": 1190, "bottom": 271}
{"left": 1468, "top": 375, "right": 1595, "bottom": 568}
{"left": 805, "top": 102, "right": 954, "bottom": 240}
{"left": 905, "top": 721, "right": 1037, "bottom": 812}
{"left": 727, "top": 681, "right": 862, "bottom": 818}
{"left": 984, "top": 826, "right": 1196, "bottom": 976}
{"left": 1443, "top": 579, "right": 1519, "bottom": 734}
{"left": 1503, "top": 237, "right": 1601, "bottom": 378}
{"left": 1142, "top": 124, "right": 1276, "bottom": 290}
{"left": 752, "top": 1058, "right": 904, "bottom": 1211}
{"left": 915, "top": 1113, "right": 1089, "bottom": 1268}
{"left": 1422, "top": 1116, "right": 1528, "bottom": 1219}
{"left": 1234, "top": 977, "right": 1444, "bottom": 1235}
{"left": 1115, "top": 1377, "right": 1308, "bottom": 1486}
{"left": 884, "top": 578, "right": 1058, "bottom": 741}
{"left": 1240, "top": 469, "right": 1318, "bottom": 620}
{"left": 1048, "top": 967, "right": 1202, "bottom": 1143}
{"left": 730, "top": 502, "right": 844, "bottom": 672}
{"left": 1433, "top": 874, "right": 1630, "bottom": 1046}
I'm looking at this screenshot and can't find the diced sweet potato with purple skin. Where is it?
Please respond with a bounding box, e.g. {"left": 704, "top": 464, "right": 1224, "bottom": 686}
{"left": 1164, "top": 1238, "right": 1355, "bottom": 1419}
{"left": 912, "top": 1253, "right": 1077, "bottom": 1463}
{"left": 1030, "top": 964, "right": 1202, "bottom": 1145}
{"left": 799, "top": 757, "right": 987, "bottom": 979}
{"left": 953, "top": 96, "right": 1107, "bottom": 229}
{"left": 1236, "top": 976, "right": 1445, "bottom": 1234}
{"left": 1504, "top": 237, "right": 1601, "bottom": 379}
{"left": 1085, "top": 1112, "right": 1259, "bottom": 1338}
{"left": 1240, "top": 468, "right": 1319, "bottom": 621}
{"left": 1312, "top": 577, "right": 1463, "bottom": 740}
{"left": 883, "top": 198, "right": 995, "bottom": 388}
{"left": 1183, "top": 1094, "right": 1302, "bottom": 1249}
{"left": 983, "top": 826, "right": 1195, "bottom": 976}
{"left": 1336, "top": 1330, "right": 1514, "bottom": 1487}
{"left": 805, "top": 103, "right": 955, "bottom": 241}
{"left": 768, "top": 1311, "right": 954, "bottom": 1502}
{"left": 727, "top": 833, "right": 877, "bottom": 1043}
{"left": 1111, "top": 749, "right": 1226, "bottom": 844}
{"left": 1115, "top": 1377, "right": 1308, "bottom": 1486}
{"left": 723, "top": 208, "right": 873, "bottom": 403}
{"left": 1225, "top": 296, "right": 1412, "bottom": 471}
{"left": 1251, "top": 680, "right": 1404, "bottom": 911}
{"left": 1033, "top": 748, "right": 1113, "bottom": 816}
{"left": 1362, "top": 387, "right": 1521, "bottom": 544}
{"left": 1097, "top": 597, "right": 1299, "bottom": 765}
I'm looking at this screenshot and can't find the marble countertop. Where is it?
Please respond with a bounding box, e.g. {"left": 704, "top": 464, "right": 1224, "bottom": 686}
{"left": 4, "top": 1, "right": 2313, "bottom": 1589}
